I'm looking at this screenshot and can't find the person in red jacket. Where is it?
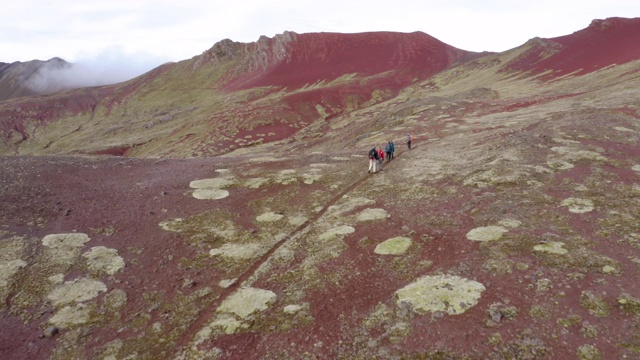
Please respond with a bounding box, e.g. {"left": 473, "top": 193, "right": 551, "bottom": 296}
{"left": 377, "top": 147, "right": 385, "bottom": 170}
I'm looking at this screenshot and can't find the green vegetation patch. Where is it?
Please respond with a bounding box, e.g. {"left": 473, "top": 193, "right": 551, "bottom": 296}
{"left": 209, "top": 243, "right": 263, "bottom": 259}
{"left": 244, "top": 177, "right": 270, "bottom": 188}
{"left": 576, "top": 344, "right": 602, "bottom": 360}
{"left": 0, "top": 259, "right": 27, "bottom": 287}
{"left": 395, "top": 275, "right": 485, "bottom": 315}
{"left": 319, "top": 225, "right": 355, "bottom": 241}
{"left": 82, "top": 246, "right": 125, "bottom": 275}
{"left": 48, "top": 303, "right": 95, "bottom": 329}
{"left": 356, "top": 208, "right": 390, "bottom": 222}
{"left": 561, "top": 197, "right": 594, "bottom": 213}
{"left": 189, "top": 177, "right": 236, "bottom": 189}
{"left": 580, "top": 291, "right": 611, "bottom": 317}
{"left": 192, "top": 188, "right": 230, "bottom": 200}
{"left": 217, "top": 287, "right": 277, "bottom": 318}
{"left": 374, "top": 237, "right": 412, "bottom": 255}
{"left": 47, "top": 277, "right": 107, "bottom": 306}
{"left": 256, "top": 212, "right": 284, "bottom": 222}
{"left": 466, "top": 226, "right": 508, "bottom": 242}
{"left": 617, "top": 293, "right": 640, "bottom": 315}
{"left": 550, "top": 146, "right": 607, "bottom": 162}
{"left": 42, "top": 233, "right": 91, "bottom": 248}
{"left": 533, "top": 241, "right": 568, "bottom": 255}
{"left": 41, "top": 233, "right": 92, "bottom": 267}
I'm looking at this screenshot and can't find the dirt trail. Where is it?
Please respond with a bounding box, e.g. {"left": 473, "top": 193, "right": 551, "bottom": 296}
{"left": 176, "top": 148, "right": 410, "bottom": 349}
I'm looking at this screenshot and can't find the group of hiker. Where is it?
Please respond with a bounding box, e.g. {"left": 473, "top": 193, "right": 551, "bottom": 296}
{"left": 368, "top": 133, "right": 413, "bottom": 174}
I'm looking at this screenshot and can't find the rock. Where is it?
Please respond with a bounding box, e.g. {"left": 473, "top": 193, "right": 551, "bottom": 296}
{"left": 43, "top": 326, "right": 59, "bottom": 337}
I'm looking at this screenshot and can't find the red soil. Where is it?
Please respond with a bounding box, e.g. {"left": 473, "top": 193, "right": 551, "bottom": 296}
{"left": 224, "top": 31, "right": 470, "bottom": 91}
{"left": 505, "top": 17, "right": 640, "bottom": 79}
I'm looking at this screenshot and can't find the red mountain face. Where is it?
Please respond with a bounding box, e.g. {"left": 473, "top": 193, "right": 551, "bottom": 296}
{"left": 503, "top": 17, "right": 640, "bottom": 79}
{"left": 216, "top": 31, "right": 473, "bottom": 91}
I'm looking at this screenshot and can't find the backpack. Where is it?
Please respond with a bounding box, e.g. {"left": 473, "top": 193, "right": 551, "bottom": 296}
{"left": 368, "top": 148, "right": 377, "bottom": 159}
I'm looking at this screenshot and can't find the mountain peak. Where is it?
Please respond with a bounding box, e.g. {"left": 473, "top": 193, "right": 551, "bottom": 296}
{"left": 202, "top": 31, "right": 471, "bottom": 91}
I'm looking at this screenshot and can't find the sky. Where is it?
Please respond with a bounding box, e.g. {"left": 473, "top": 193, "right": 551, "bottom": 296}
{"left": 2, "top": 0, "right": 639, "bottom": 85}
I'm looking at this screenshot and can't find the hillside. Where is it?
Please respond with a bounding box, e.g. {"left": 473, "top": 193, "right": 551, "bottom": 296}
{"left": 0, "top": 58, "right": 73, "bottom": 101}
{"left": 1, "top": 17, "right": 640, "bottom": 360}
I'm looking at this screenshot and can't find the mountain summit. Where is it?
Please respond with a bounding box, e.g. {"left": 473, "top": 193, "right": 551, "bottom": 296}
{"left": 198, "top": 30, "right": 474, "bottom": 90}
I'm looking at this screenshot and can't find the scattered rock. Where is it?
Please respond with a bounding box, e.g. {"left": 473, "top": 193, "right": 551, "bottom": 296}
{"left": 43, "top": 326, "right": 59, "bottom": 337}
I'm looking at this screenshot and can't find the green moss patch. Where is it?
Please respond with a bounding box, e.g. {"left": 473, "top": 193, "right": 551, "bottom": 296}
{"left": 256, "top": 212, "right": 284, "bottom": 222}
{"left": 617, "top": 293, "right": 640, "bottom": 315}
{"left": 580, "top": 291, "right": 610, "bottom": 317}
{"left": 395, "top": 275, "right": 485, "bottom": 315}
{"left": 47, "top": 277, "right": 107, "bottom": 306}
{"left": 245, "top": 177, "right": 269, "bottom": 188}
{"left": 48, "top": 303, "right": 94, "bottom": 329}
{"left": 82, "top": 246, "right": 125, "bottom": 275}
{"left": 209, "top": 243, "right": 263, "bottom": 259}
{"left": 42, "top": 233, "right": 91, "bottom": 248}
{"left": 319, "top": 225, "right": 355, "bottom": 241}
{"left": 374, "top": 237, "right": 412, "bottom": 255}
{"left": 189, "top": 178, "right": 235, "bottom": 189}
{"left": 0, "top": 259, "right": 27, "bottom": 287}
{"left": 561, "top": 197, "right": 594, "bottom": 213}
{"left": 466, "top": 226, "right": 508, "bottom": 242}
{"left": 356, "top": 208, "right": 389, "bottom": 222}
{"left": 217, "top": 287, "right": 277, "bottom": 318}
{"left": 192, "top": 188, "right": 230, "bottom": 200}
{"left": 576, "top": 344, "right": 602, "bottom": 360}
{"left": 533, "top": 241, "right": 568, "bottom": 255}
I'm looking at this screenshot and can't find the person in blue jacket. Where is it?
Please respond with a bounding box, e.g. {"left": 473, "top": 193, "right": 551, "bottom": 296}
{"left": 384, "top": 141, "right": 392, "bottom": 163}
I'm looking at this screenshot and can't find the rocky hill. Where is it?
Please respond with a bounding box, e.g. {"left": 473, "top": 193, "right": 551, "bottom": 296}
{"left": 1, "top": 17, "right": 640, "bottom": 360}
{"left": 0, "top": 58, "right": 73, "bottom": 101}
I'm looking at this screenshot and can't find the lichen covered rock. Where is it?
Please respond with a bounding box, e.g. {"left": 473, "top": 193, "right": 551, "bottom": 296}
{"left": 374, "top": 237, "right": 412, "bottom": 255}
{"left": 395, "top": 275, "right": 485, "bottom": 315}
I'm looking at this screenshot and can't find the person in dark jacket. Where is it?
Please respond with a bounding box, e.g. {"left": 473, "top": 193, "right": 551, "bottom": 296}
{"left": 384, "top": 141, "right": 392, "bottom": 163}
{"left": 368, "top": 146, "right": 379, "bottom": 173}
{"left": 390, "top": 140, "right": 395, "bottom": 160}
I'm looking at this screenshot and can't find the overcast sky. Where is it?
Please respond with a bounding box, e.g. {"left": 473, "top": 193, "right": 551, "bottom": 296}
{"left": 2, "top": 0, "right": 639, "bottom": 83}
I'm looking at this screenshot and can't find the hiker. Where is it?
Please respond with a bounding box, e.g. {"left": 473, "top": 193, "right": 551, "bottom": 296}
{"left": 390, "top": 140, "right": 395, "bottom": 160}
{"left": 384, "top": 141, "right": 392, "bottom": 163}
{"left": 407, "top": 133, "right": 413, "bottom": 150}
{"left": 377, "top": 147, "right": 385, "bottom": 170}
{"left": 368, "top": 146, "right": 379, "bottom": 173}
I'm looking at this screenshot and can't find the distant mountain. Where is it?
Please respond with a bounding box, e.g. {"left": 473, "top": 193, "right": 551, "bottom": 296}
{"left": 0, "top": 57, "right": 72, "bottom": 100}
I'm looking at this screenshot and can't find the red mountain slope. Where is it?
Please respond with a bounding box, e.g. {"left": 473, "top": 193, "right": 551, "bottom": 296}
{"left": 207, "top": 31, "right": 474, "bottom": 91}
{"left": 504, "top": 17, "right": 640, "bottom": 79}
